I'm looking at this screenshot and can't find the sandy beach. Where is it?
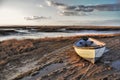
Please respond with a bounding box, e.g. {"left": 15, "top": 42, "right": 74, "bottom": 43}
{"left": 0, "top": 35, "right": 120, "bottom": 80}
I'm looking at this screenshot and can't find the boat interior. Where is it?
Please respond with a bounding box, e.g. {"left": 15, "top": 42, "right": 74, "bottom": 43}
{"left": 74, "top": 38, "right": 106, "bottom": 49}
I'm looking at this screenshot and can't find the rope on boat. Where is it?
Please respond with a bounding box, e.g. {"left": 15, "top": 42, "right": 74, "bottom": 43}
{"left": 80, "top": 63, "right": 94, "bottom": 80}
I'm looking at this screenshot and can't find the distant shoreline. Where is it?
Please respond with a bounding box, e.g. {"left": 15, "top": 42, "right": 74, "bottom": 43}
{"left": 0, "top": 26, "right": 120, "bottom": 41}
{"left": 0, "top": 26, "right": 120, "bottom": 32}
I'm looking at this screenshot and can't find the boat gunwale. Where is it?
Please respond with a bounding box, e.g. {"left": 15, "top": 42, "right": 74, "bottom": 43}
{"left": 73, "top": 45, "right": 105, "bottom": 49}
{"left": 73, "top": 38, "right": 106, "bottom": 49}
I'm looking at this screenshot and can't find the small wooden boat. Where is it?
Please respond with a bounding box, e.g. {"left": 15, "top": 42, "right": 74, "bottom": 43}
{"left": 73, "top": 38, "right": 106, "bottom": 64}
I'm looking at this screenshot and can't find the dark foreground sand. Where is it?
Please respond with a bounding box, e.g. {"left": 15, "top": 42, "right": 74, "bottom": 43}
{"left": 0, "top": 36, "right": 120, "bottom": 80}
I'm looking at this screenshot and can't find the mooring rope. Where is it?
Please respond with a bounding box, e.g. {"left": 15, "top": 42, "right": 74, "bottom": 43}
{"left": 80, "top": 63, "right": 94, "bottom": 80}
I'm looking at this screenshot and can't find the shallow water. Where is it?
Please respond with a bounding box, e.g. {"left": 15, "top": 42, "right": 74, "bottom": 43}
{"left": 0, "top": 28, "right": 120, "bottom": 41}
{"left": 111, "top": 60, "right": 120, "bottom": 71}
{"left": 21, "top": 63, "right": 65, "bottom": 80}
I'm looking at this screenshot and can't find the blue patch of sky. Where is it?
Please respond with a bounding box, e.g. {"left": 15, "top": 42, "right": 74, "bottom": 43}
{"left": 56, "top": 0, "right": 117, "bottom": 5}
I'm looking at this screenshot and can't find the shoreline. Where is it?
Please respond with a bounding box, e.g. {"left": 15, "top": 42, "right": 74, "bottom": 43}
{"left": 0, "top": 26, "right": 120, "bottom": 31}
{"left": 0, "top": 33, "right": 120, "bottom": 42}
{"left": 0, "top": 26, "right": 119, "bottom": 41}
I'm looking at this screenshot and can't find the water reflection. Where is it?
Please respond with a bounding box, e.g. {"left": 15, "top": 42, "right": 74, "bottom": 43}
{"left": 0, "top": 28, "right": 120, "bottom": 41}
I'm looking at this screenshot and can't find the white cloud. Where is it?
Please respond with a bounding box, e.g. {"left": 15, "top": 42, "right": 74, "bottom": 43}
{"left": 37, "top": 4, "right": 44, "bottom": 8}
{"left": 45, "top": 0, "right": 53, "bottom": 6}
{"left": 45, "top": 0, "right": 120, "bottom": 16}
{"left": 24, "top": 16, "right": 51, "bottom": 20}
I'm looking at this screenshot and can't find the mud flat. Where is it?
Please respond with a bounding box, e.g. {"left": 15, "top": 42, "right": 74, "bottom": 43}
{"left": 0, "top": 35, "right": 120, "bottom": 80}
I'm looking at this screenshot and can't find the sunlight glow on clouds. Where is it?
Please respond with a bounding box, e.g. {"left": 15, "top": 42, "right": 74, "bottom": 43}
{"left": 0, "top": 7, "right": 26, "bottom": 25}
{"left": 0, "top": 0, "right": 120, "bottom": 26}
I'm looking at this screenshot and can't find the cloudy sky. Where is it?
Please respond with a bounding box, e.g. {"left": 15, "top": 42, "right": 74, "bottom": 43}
{"left": 0, "top": 0, "right": 120, "bottom": 26}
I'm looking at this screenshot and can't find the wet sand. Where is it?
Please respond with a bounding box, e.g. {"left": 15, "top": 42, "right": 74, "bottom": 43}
{"left": 0, "top": 35, "right": 120, "bottom": 80}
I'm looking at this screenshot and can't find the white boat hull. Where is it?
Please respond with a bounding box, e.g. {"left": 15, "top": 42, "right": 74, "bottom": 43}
{"left": 73, "top": 38, "right": 106, "bottom": 63}
{"left": 73, "top": 46, "right": 106, "bottom": 63}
